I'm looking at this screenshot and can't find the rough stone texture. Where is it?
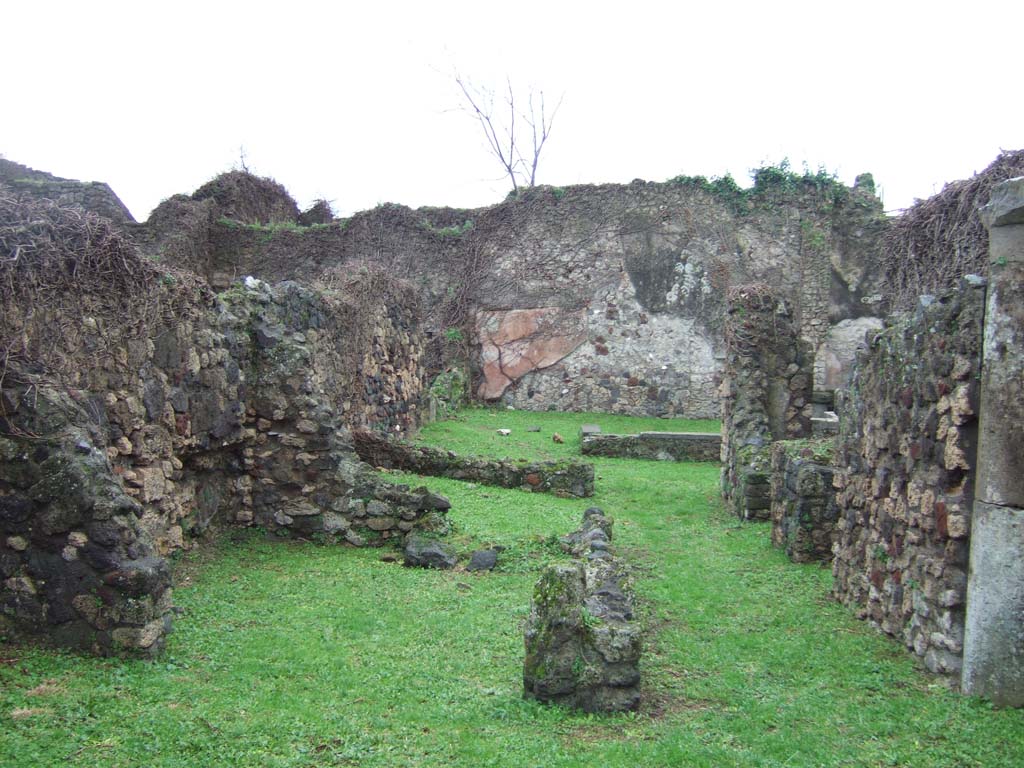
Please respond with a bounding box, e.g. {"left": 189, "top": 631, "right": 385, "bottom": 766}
{"left": 832, "top": 279, "right": 986, "bottom": 676}
{"left": 353, "top": 429, "right": 594, "bottom": 498}
{"left": 770, "top": 439, "right": 838, "bottom": 563}
{"left": 524, "top": 508, "right": 640, "bottom": 713}
{"left": 581, "top": 431, "right": 721, "bottom": 462}
{"left": 1, "top": 260, "right": 448, "bottom": 654}
{"left": 467, "top": 549, "right": 498, "bottom": 572}
{"left": 560, "top": 507, "right": 615, "bottom": 558}
{"left": 732, "top": 445, "right": 773, "bottom": 521}
{"left": 720, "top": 286, "right": 814, "bottom": 520}
{"left": 0, "top": 390, "right": 170, "bottom": 656}
{"left": 144, "top": 176, "right": 887, "bottom": 419}
{"left": 403, "top": 533, "right": 457, "bottom": 570}
{"left": 963, "top": 180, "right": 1024, "bottom": 706}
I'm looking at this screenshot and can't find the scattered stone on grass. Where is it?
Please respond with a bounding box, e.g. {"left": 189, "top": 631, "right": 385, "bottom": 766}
{"left": 467, "top": 549, "right": 499, "bottom": 572}
{"left": 403, "top": 533, "right": 457, "bottom": 569}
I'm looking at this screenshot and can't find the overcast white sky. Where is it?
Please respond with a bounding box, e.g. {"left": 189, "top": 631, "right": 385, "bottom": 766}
{"left": 3, "top": 1, "right": 1021, "bottom": 221}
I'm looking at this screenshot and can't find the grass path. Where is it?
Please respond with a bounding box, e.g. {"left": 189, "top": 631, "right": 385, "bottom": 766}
{"left": 2, "top": 408, "right": 1022, "bottom": 766}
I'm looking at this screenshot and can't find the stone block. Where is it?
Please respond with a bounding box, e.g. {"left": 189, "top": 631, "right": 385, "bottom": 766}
{"left": 403, "top": 534, "right": 456, "bottom": 569}
{"left": 523, "top": 559, "right": 640, "bottom": 713}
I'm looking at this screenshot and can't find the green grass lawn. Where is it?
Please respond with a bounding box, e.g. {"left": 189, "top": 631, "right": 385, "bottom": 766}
{"left": 2, "top": 408, "right": 1022, "bottom": 767}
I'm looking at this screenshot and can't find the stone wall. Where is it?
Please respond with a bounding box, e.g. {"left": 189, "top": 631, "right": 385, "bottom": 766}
{"left": 770, "top": 439, "right": 838, "bottom": 563}
{"left": 314, "top": 267, "right": 429, "bottom": 434}
{"left": 720, "top": 286, "right": 814, "bottom": 520}
{"left": 353, "top": 429, "right": 594, "bottom": 498}
{"left": 580, "top": 431, "right": 720, "bottom": 462}
{"left": 0, "top": 388, "right": 172, "bottom": 656}
{"left": 831, "top": 278, "right": 986, "bottom": 676}
{"left": 144, "top": 172, "right": 888, "bottom": 418}
{"left": 0, "top": 211, "right": 446, "bottom": 655}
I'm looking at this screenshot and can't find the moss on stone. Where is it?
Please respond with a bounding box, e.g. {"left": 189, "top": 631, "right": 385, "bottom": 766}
{"left": 777, "top": 437, "right": 835, "bottom": 464}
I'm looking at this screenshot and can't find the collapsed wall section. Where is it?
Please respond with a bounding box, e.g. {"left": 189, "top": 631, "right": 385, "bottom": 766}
{"left": 0, "top": 158, "right": 135, "bottom": 224}
{"left": 831, "top": 278, "right": 986, "bottom": 676}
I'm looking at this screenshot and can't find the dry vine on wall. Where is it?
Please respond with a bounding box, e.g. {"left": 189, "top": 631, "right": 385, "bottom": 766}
{"left": 0, "top": 187, "right": 210, "bottom": 388}
{"left": 882, "top": 149, "right": 1024, "bottom": 312}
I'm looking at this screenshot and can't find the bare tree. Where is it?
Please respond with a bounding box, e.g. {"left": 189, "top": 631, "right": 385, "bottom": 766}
{"left": 455, "top": 74, "right": 563, "bottom": 194}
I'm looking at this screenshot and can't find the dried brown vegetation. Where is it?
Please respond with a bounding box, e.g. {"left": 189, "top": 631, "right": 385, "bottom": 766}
{"left": 0, "top": 187, "right": 210, "bottom": 382}
{"left": 882, "top": 149, "right": 1024, "bottom": 311}
{"left": 191, "top": 170, "right": 299, "bottom": 225}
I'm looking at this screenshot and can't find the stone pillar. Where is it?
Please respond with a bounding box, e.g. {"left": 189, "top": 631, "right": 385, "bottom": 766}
{"left": 962, "top": 178, "right": 1024, "bottom": 706}
{"left": 720, "top": 286, "right": 814, "bottom": 520}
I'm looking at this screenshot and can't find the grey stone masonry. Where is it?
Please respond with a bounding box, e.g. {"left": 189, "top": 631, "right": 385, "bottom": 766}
{"left": 963, "top": 177, "right": 1024, "bottom": 706}
{"left": 353, "top": 429, "right": 594, "bottom": 498}
{"left": 770, "top": 439, "right": 838, "bottom": 563}
{"left": 581, "top": 432, "right": 721, "bottom": 462}
{"left": 523, "top": 508, "right": 641, "bottom": 713}
{"left": 720, "top": 286, "right": 814, "bottom": 521}
{"left": 0, "top": 274, "right": 450, "bottom": 657}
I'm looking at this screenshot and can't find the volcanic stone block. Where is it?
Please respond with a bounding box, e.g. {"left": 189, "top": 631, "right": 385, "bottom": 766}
{"left": 523, "top": 561, "right": 640, "bottom": 713}
{"left": 403, "top": 533, "right": 457, "bottom": 569}
{"left": 770, "top": 440, "right": 838, "bottom": 563}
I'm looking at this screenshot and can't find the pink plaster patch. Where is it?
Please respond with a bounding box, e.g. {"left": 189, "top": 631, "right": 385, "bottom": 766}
{"left": 476, "top": 308, "right": 587, "bottom": 399}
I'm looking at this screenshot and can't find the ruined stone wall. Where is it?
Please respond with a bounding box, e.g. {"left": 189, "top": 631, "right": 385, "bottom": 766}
{"left": 1, "top": 237, "right": 443, "bottom": 655}
{"left": 770, "top": 439, "right": 838, "bottom": 563}
{"left": 353, "top": 429, "right": 594, "bottom": 498}
{"left": 524, "top": 508, "right": 641, "bottom": 713}
{"left": 831, "top": 278, "right": 986, "bottom": 676}
{"left": 580, "top": 431, "right": 721, "bottom": 462}
{"left": 147, "top": 174, "right": 887, "bottom": 418}
{"left": 1, "top": 388, "right": 173, "bottom": 656}
{"left": 720, "top": 286, "right": 814, "bottom": 520}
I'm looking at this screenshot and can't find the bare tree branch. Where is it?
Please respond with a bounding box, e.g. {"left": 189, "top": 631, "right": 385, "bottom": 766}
{"left": 455, "top": 73, "right": 562, "bottom": 194}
